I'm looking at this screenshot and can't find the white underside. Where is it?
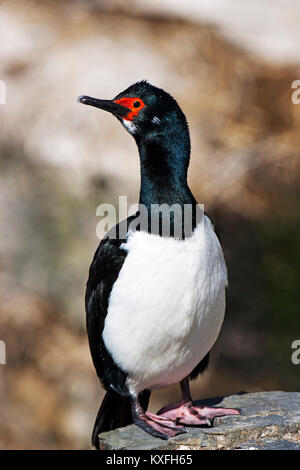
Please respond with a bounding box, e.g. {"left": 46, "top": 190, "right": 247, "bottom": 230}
{"left": 102, "top": 215, "right": 228, "bottom": 395}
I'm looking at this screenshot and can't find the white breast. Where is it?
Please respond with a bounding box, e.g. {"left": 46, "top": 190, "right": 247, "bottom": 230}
{"left": 102, "top": 215, "right": 228, "bottom": 395}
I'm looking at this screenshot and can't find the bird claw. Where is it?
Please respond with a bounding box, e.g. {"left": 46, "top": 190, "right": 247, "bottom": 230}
{"left": 133, "top": 411, "right": 187, "bottom": 440}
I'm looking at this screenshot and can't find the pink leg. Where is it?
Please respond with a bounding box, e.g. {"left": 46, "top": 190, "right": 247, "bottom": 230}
{"left": 131, "top": 396, "right": 187, "bottom": 440}
{"left": 146, "top": 412, "right": 185, "bottom": 429}
{"left": 157, "top": 378, "right": 242, "bottom": 426}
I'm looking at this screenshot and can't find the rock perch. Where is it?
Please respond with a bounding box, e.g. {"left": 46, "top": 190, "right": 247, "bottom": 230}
{"left": 98, "top": 391, "right": 300, "bottom": 450}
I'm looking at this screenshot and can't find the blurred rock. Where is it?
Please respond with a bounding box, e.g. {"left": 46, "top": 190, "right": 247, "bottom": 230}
{"left": 130, "top": 0, "right": 300, "bottom": 65}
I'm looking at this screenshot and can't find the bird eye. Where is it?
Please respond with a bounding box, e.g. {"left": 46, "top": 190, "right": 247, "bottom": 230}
{"left": 133, "top": 101, "right": 140, "bottom": 108}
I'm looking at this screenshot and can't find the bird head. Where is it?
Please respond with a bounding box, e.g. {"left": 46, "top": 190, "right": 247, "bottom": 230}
{"left": 77, "top": 80, "right": 188, "bottom": 141}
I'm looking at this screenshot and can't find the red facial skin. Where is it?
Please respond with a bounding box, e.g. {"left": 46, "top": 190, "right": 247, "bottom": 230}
{"left": 114, "top": 97, "right": 145, "bottom": 121}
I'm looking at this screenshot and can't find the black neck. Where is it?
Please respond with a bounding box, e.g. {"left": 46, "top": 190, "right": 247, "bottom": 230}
{"left": 136, "top": 129, "right": 195, "bottom": 210}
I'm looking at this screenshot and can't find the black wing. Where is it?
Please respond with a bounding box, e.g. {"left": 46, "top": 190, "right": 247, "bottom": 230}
{"left": 85, "top": 217, "right": 135, "bottom": 396}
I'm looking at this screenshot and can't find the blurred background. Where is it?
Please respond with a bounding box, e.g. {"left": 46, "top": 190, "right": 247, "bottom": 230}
{"left": 0, "top": 0, "right": 299, "bottom": 449}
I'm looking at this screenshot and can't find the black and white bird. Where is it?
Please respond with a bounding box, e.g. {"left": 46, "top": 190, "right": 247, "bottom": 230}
{"left": 78, "top": 81, "right": 241, "bottom": 448}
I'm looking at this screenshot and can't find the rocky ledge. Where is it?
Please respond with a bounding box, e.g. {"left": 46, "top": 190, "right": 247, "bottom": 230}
{"left": 99, "top": 391, "right": 300, "bottom": 450}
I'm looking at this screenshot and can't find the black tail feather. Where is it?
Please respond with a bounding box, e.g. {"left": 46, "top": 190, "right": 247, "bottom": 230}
{"left": 92, "top": 389, "right": 151, "bottom": 449}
